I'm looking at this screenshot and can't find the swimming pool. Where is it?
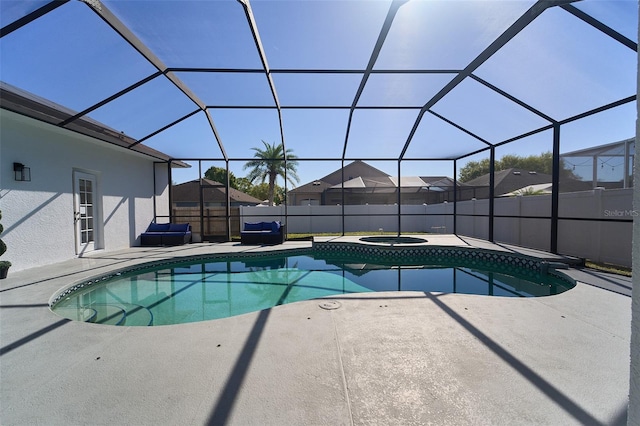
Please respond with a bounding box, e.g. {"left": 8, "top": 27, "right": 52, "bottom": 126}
{"left": 51, "top": 247, "right": 574, "bottom": 326}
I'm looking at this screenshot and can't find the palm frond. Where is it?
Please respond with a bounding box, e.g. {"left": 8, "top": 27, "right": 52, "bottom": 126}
{"left": 243, "top": 140, "right": 300, "bottom": 200}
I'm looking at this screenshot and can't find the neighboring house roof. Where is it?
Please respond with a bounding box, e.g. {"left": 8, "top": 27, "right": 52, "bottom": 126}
{"left": 463, "top": 168, "right": 592, "bottom": 195}
{"left": 289, "top": 160, "right": 391, "bottom": 195}
{"left": 361, "top": 176, "right": 397, "bottom": 188}
{"left": 172, "top": 179, "right": 262, "bottom": 204}
{"left": 291, "top": 161, "right": 460, "bottom": 195}
{"left": 0, "top": 82, "right": 188, "bottom": 167}
{"left": 331, "top": 176, "right": 366, "bottom": 189}
{"left": 318, "top": 160, "right": 391, "bottom": 186}
{"left": 463, "top": 168, "right": 554, "bottom": 194}
{"left": 419, "top": 176, "right": 462, "bottom": 192}
{"left": 389, "top": 176, "right": 429, "bottom": 188}
{"left": 327, "top": 176, "right": 397, "bottom": 191}
{"left": 293, "top": 179, "right": 333, "bottom": 194}
{"left": 420, "top": 176, "right": 466, "bottom": 188}
{"left": 500, "top": 183, "right": 553, "bottom": 197}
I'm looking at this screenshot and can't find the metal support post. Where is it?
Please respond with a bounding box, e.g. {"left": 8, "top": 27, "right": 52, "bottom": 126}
{"left": 453, "top": 159, "right": 457, "bottom": 234}
{"left": 397, "top": 160, "right": 402, "bottom": 236}
{"left": 551, "top": 124, "right": 561, "bottom": 253}
{"left": 489, "top": 148, "right": 495, "bottom": 242}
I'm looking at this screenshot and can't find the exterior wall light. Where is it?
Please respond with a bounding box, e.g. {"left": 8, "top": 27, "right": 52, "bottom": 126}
{"left": 13, "top": 163, "right": 31, "bottom": 181}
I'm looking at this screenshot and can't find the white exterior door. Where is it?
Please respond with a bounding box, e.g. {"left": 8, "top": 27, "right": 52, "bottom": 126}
{"left": 74, "top": 172, "right": 97, "bottom": 254}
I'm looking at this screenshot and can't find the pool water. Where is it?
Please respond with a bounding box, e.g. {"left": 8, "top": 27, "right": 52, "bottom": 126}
{"left": 51, "top": 253, "right": 573, "bottom": 326}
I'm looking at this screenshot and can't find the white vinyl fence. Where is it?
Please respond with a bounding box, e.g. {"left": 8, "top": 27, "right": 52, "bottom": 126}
{"left": 240, "top": 188, "right": 632, "bottom": 267}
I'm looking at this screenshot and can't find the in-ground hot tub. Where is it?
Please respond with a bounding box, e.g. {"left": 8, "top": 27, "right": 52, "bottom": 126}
{"left": 359, "top": 236, "right": 427, "bottom": 244}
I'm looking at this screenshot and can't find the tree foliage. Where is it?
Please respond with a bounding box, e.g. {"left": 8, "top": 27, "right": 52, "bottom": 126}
{"left": 204, "top": 166, "right": 238, "bottom": 190}
{"left": 235, "top": 177, "right": 253, "bottom": 194}
{"left": 201, "top": 166, "right": 286, "bottom": 204}
{"left": 243, "top": 141, "right": 299, "bottom": 205}
{"left": 458, "top": 158, "right": 491, "bottom": 183}
{"left": 200, "top": 143, "right": 297, "bottom": 206}
{"left": 458, "top": 152, "right": 579, "bottom": 183}
{"left": 247, "top": 182, "right": 286, "bottom": 205}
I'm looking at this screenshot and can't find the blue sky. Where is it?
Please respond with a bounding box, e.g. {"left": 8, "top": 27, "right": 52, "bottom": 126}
{"left": 0, "top": 0, "right": 637, "bottom": 186}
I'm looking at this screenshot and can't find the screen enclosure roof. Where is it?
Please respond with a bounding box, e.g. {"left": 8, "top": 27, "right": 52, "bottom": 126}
{"left": 0, "top": 0, "right": 637, "bottom": 167}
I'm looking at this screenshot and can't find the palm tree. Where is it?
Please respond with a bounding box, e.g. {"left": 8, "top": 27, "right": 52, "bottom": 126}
{"left": 513, "top": 186, "right": 547, "bottom": 196}
{"left": 243, "top": 141, "right": 299, "bottom": 205}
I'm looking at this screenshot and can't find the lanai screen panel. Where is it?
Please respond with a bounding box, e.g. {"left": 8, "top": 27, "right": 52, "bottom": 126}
{"left": 0, "top": 1, "right": 156, "bottom": 114}
{"left": 357, "top": 74, "right": 456, "bottom": 108}
{"left": 346, "top": 109, "right": 421, "bottom": 158}
{"left": 430, "top": 78, "right": 552, "bottom": 144}
{"left": 561, "top": 102, "right": 637, "bottom": 189}
{"left": 251, "top": 0, "right": 391, "bottom": 70}
{"left": 88, "top": 77, "right": 199, "bottom": 140}
{"left": 475, "top": 6, "right": 637, "bottom": 121}
{"left": 374, "top": 0, "right": 536, "bottom": 70}
{"left": 561, "top": 103, "right": 637, "bottom": 157}
{"left": 142, "top": 111, "right": 220, "bottom": 160}
{"left": 281, "top": 109, "right": 350, "bottom": 159}
{"left": 403, "top": 112, "right": 490, "bottom": 160}
{"left": 210, "top": 109, "right": 282, "bottom": 159}
{"left": 574, "top": 0, "right": 638, "bottom": 43}
{"left": 0, "top": 0, "right": 636, "bottom": 192}
{"left": 0, "top": 1, "right": 53, "bottom": 27}
{"left": 274, "top": 74, "right": 362, "bottom": 108}
{"left": 175, "top": 72, "right": 275, "bottom": 107}
{"left": 103, "top": 0, "right": 263, "bottom": 69}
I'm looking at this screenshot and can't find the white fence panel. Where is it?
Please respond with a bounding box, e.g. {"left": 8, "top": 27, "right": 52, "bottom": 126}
{"left": 344, "top": 205, "right": 399, "bottom": 233}
{"left": 425, "top": 202, "right": 453, "bottom": 233}
{"left": 239, "top": 188, "right": 632, "bottom": 266}
{"left": 400, "top": 205, "right": 430, "bottom": 232}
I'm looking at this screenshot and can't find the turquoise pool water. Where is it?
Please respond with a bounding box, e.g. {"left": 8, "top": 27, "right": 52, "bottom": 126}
{"left": 51, "top": 251, "right": 573, "bottom": 326}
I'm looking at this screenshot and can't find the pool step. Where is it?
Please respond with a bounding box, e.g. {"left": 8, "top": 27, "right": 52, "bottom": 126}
{"left": 90, "top": 304, "right": 154, "bottom": 326}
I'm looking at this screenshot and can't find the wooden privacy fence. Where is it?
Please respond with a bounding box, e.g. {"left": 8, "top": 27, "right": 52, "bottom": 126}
{"left": 172, "top": 207, "right": 241, "bottom": 240}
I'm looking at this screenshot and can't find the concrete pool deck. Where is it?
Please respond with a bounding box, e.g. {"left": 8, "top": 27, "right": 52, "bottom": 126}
{"left": 0, "top": 235, "right": 632, "bottom": 425}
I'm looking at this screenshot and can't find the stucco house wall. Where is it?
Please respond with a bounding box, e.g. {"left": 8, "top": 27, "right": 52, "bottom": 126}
{"left": 0, "top": 109, "right": 169, "bottom": 272}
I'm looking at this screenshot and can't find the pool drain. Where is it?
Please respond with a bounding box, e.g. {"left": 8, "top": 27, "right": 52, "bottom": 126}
{"left": 319, "top": 300, "right": 341, "bottom": 310}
